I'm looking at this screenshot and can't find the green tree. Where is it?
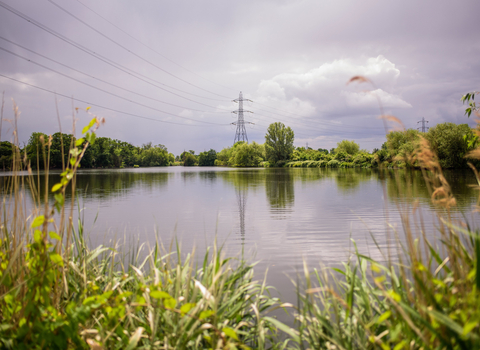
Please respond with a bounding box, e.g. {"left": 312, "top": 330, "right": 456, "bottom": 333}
{"left": 183, "top": 152, "right": 197, "bottom": 166}
{"left": 0, "top": 141, "right": 14, "bottom": 170}
{"left": 231, "top": 142, "right": 264, "bottom": 167}
{"left": 198, "top": 149, "right": 217, "bottom": 166}
{"left": 215, "top": 147, "right": 232, "bottom": 166}
{"left": 264, "top": 122, "right": 294, "bottom": 166}
{"left": 26, "top": 132, "right": 48, "bottom": 169}
{"left": 335, "top": 140, "right": 360, "bottom": 155}
{"left": 426, "top": 122, "right": 472, "bottom": 168}
{"left": 385, "top": 129, "right": 420, "bottom": 157}
{"left": 49, "top": 133, "right": 73, "bottom": 169}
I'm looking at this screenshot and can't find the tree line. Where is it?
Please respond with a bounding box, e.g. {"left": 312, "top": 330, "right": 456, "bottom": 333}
{"left": 0, "top": 121, "right": 477, "bottom": 170}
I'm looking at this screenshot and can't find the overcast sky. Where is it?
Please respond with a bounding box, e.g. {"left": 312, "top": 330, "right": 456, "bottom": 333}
{"left": 0, "top": 0, "right": 479, "bottom": 155}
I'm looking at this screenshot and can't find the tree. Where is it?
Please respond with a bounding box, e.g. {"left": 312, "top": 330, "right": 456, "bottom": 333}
{"left": 426, "top": 122, "right": 472, "bottom": 168}
{"left": 0, "top": 141, "right": 14, "bottom": 170}
{"left": 26, "top": 132, "right": 48, "bottom": 169}
{"left": 264, "top": 122, "right": 294, "bottom": 166}
{"left": 231, "top": 142, "right": 264, "bottom": 167}
{"left": 335, "top": 140, "right": 360, "bottom": 155}
{"left": 183, "top": 153, "right": 197, "bottom": 166}
{"left": 198, "top": 149, "right": 217, "bottom": 166}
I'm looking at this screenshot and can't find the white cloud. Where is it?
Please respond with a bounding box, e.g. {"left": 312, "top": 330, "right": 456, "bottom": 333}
{"left": 343, "top": 89, "right": 412, "bottom": 110}
{"left": 254, "top": 55, "right": 410, "bottom": 118}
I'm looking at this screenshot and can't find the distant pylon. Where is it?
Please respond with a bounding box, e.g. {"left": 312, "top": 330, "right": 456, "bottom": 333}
{"left": 417, "top": 117, "right": 429, "bottom": 132}
{"left": 232, "top": 91, "right": 254, "bottom": 144}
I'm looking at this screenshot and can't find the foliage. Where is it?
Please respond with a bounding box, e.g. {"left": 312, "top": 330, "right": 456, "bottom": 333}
{"left": 335, "top": 139, "right": 360, "bottom": 155}
{"left": 462, "top": 91, "right": 479, "bottom": 117}
{"left": 0, "top": 141, "right": 14, "bottom": 170}
{"left": 25, "top": 132, "right": 174, "bottom": 169}
{"left": 264, "top": 122, "right": 295, "bottom": 166}
{"left": 230, "top": 142, "right": 264, "bottom": 167}
{"left": 215, "top": 142, "right": 265, "bottom": 167}
{"left": 425, "top": 123, "right": 472, "bottom": 168}
{"left": 183, "top": 152, "right": 197, "bottom": 166}
{"left": 198, "top": 149, "right": 217, "bottom": 166}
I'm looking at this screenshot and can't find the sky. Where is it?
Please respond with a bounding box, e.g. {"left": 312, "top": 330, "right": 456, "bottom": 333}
{"left": 0, "top": 0, "right": 479, "bottom": 155}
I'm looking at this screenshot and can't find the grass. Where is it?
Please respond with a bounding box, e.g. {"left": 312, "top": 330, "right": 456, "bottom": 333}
{"left": 1, "top": 104, "right": 480, "bottom": 349}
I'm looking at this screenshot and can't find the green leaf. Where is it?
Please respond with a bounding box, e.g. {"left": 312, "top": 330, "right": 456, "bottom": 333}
{"left": 85, "top": 132, "right": 96, "bottom": 145}
{"left": 82, "top": 118, "right": 96, "bottom": 134}
{"left": 34, "top": 229, "right": 42, "bottom": 244}
{"left": 150, "top": 290, "right": 171, "bottom": 299}
{"left": 263, "top": 316, "right": 300, "bottom": 343}
{"left": 199, "top": 310, "right": 214, "bottom": 320}
{"left": 393, "top": 340, "right": 408, "bottom": 350}
{"left": 164, "top": 297, "right": 176, "bottom": 309}
{"left": 70, "top": 157, "right": 76, "bottom": 166}
{"left": 51, "top": 183, "right": 62, "bottom": 193}
{"left": 50, "top": 253, "right": 64, "bottom": 266}
{"left": 75, "top": 138, "right": 85, "bottom": 147}
{"left": 377, "top": 310, "right": 391, "bottom": 323}
{"left": 48, "top": 231, "right": 61, "bottom": 241}
{"left": 222, "top": 327, "right": 239, "bottom": 341}
{"left": 54, "top": 193, "right": 64, "bottom": 207}
{"left": 180, "top": 303, "right": 196, "bottom": 315}
{"left": 463, "top": 321, "right": 478, "bottom": 336}
{"left": 31, "top": 215, "right": 45, "bottom": 228}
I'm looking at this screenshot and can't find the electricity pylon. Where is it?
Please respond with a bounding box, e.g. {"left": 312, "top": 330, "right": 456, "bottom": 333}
{"left": 417, "top": 117, "right": 429, "bottom": 132}
{"left": 232, "top": 91, "right": 254, "bottom": 144}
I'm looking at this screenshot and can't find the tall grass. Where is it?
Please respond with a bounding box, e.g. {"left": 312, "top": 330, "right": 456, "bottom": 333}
{"left": 281, "top": 114, "right": 480, "bottom": 349}
{"left": 0, "top": 108, "right": 286, "bottom": 349}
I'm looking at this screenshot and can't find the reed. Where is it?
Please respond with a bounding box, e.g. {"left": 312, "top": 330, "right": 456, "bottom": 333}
{"left": 282, "top": 107, "right": 480, "bottom": 349}
{"left": 0, "top": 108, "right": 286, "bottom": 349}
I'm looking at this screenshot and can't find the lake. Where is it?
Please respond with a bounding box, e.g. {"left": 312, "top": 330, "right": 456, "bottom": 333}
{"left": 3, "top": 166, "right": 480, "bottom": 301}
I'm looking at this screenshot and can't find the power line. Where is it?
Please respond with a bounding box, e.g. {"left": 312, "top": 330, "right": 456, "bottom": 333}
{"left": 46, "top": 0, "right": 232, "bottom": 99}
{"left": 74, "top": 0, "right": 237, "bottom": 93}
{"left": 0, "top": 46, "right": 228, "bottom": 125}
{"left": 0, "top": 73, "right": 230, "bottom": 127}
{"left": 0, "top": 1, "right": 231, "bottom": 104}
{"left": 0, "top": 36, "right": 227, "bottom": 114}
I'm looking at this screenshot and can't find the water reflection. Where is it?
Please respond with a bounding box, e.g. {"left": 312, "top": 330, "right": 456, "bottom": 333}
{"left": 236, "top": 187, "right": 246, "bottom": 240}
{"left": 334, "top": 169, "right": 374, "bottom": 193}
{"left": 264, "top": 169, "right": 294, "bottom": 216}
{"left": 2, "top": 167, "right": 480, "bottom": 289}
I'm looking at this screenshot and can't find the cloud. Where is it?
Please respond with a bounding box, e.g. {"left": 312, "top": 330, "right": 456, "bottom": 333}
{"left": 254, "top": 55, "right": 410, "bottom": 118}
{"left": 343, "top": 89, "right": 412, "bottom": 110}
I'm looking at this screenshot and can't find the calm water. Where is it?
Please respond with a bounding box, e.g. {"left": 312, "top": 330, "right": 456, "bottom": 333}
{"left": 3, "top": 167, "right": 480, "bottom": 299}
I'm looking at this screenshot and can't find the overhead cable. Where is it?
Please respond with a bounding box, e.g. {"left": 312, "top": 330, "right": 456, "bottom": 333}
{"left": 0, "top": 1, "right": 230, "bottom": 104}
{"left": 74, "top": 0, "right": 237, "bottom": 93}
{"left": 0, "top": 74, "right": 230, "bottom": 127}
{"left": 47, "top": 0, "right": 232, "bottom": 99}
{"left": 0, "top": 36, "right": 228, "bottom": 114}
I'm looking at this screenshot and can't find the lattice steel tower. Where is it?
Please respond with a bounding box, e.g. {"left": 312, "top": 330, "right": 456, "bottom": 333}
{"left": 417, "top": 117, "right": 429, "bottom": 132}
{"left": 232, "top": 91, "right": 253, "bottom": 144}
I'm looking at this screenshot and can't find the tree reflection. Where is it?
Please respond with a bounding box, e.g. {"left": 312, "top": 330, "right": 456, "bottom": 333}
{"left": 17, "top": 169, "right": 172, "bottom": 203}
{"left": 264, "top": 169, "right": 294, "bottom": 212}
{"left": 333, "top": 169, "right": 374, "bottom": 193}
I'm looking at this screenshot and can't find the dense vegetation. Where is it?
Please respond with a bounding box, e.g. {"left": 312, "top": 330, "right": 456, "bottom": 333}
{"left": 0, "top": 120, "right": 478, "bottom": 170}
